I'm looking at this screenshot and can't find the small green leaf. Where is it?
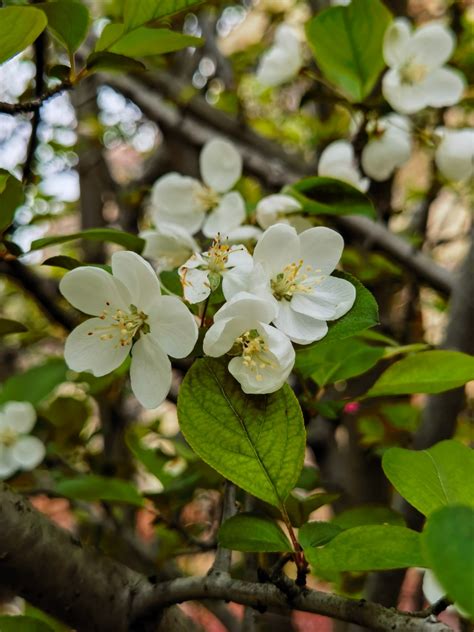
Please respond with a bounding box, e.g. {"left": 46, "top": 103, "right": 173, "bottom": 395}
{"left": 0, "top": 171, "right": 25, "bottom": 233}
{"left": 286, "top": 491, "right": 339, "bottom": 527}
{"left": 0, "top": 616, "right": 54, "bottom": 632}
{"left": 218, "top": 513, "right": 292, "bottom": 552}
{"left": 30, "top": 228, "right": 145, "bottom": 253}
{"left": 299, "top": 521, "right": 343, "bottom": 549}
{"left": 96, "top": 24, "right": 202, "bottom": 57}
{"left": 177, "top": 357, "right": 306, "bottom": 507}
{"left": 306, "top": 525, "right": 424, "bottom": 572}
{"left": 285, "top": 177, "right": 375, "bottom": 219}
{"left": 36, "top": 1, "right": 89, "bottom": 55}
{"left": 382, "top": 440, "right": 474, "bottom": 517}
{"left": 55, "top": 475, "right": 144, "bottom": 506}
{"left": 0, "top": 6, "right": 47, "bottom": 65}
{"left": 366, "top": 350, "right": 474, "bottom": 397}
{"left": 306, "top": 0, "right": 392, "bottom": 101}
{"left": 332, "top": 505, "right": 405, "bottom": 529}
{"left": 0, "top": 358, "right": 67, "bottom": 405}
{"left": 42, "top": 255, "right": 82, "bottom": 270}
{"left": 0, "top": 317, "right": 28, "bottom": 336}
{"left": 123, "top": 0, "right": 204, "bottom": 31}
{"left": 86, "top": 51, "right": 146, "bottom": 74}
{"left": 423, "top": 505, "right": 474, "bottom": 619}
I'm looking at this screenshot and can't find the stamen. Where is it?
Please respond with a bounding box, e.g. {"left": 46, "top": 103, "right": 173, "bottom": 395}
{"left": 89, "top": 304, "right": 149, "bottom": 347}
{"left": 271, "top": 260, "right": 326, "bottom": 301}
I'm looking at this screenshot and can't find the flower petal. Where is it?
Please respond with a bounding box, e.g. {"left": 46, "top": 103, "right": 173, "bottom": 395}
{"left": 141, "top": 227, "right": 198, "bottom": 271}
{"left": 148, "top": 295, "right": 198, "bottom": 357}
{"left": 150, "top": 173, "right": 206, "bottom": 235}
{"left": 225, "top": 245, "right": 253, "bottom": 269}
{"left": 253, "top": 223, "right": 300, "bottom": 278}
{"left": 64, "top": 318, "right": 130, "bottom": 376}
{"left": 256, "top": 194, "right": 302, "bottom": 229}
{"left": 10, "top": 435, "right": 45, "bottom": 470}
{"left": 291, "top": 294, "right": 338, "bottom": 321}
{"left": 200, "top": 138, "right": 242, "bottom": 193}
{"left": 410, "top": 22, "right": 455, "bottom": 68}
{"left": 1, "top": 401, "right": 36, "bottom": 433}
{"left": 130, "top": 335, "right": 172, "bottom": 408}
{"left": 259, "top": 322, "right": 295, "bottom": 370}
{"left": 299, "top": 226, "right": 344, "bottom": 274}
{"left": 180, "top": 267, "right": 211, "bottom": 304}
{"left": 318, "top": 275, "right": 356, "bottom": 319}
{"left": 222, "top": 267, "right": 254, "bottom": 300}
{"left": 60, "top": 267, "right": 129, "bottom": 316}
{"left": 214, "top": 291, "right": 278, "bottom": 324}
{"left": 318, "top": 140, "right": 368, "bottom": 191}
{"left": 362, "top": 117, "right": 412, "bottom": 181}
{"left": 420, "top": 67, "right": 465, "bottom": 108}
{"left": 274, "top": 301, "right": 328, "bottom": 345}
{"left": 383, "top": 18, "right": 412, "bottom": 67}
{"left": 202, "top": 191, "right": 246, "bottom": 238}
{"left": 382, "top": 68, "right": 428, "bottom": 114}
{"left": 435, "top": 128, "right": 474, "bottom": 182}
{"left": 203, "top": 316, "right": 249, "bottom": 357}
{"left": 0, "top": 445, "right": 16, "bottom": 480}
{"left": 111, "top": 251, "right": 161, "bottom": 312}
{"left": 225, "top": 225, "right": 263, "bottom": 242}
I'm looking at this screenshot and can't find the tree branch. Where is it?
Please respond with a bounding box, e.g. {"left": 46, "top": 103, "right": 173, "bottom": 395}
{"left": 0, "top": 82, "right": 71, "bottom": 115}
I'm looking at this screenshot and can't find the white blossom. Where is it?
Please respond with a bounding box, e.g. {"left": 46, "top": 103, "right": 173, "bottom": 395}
{"left": 382, "top": 19, "right": 465, "bottom": 114}
{"left": 362, "top": 114, "right": 412, "bottom": 181}
{"left": 150, "top": 138, "right": 245, "bottom": 238}
{"left": 318, "top": 140, "right": 369, "bottom": 192}
{"left": 226, "top": 224, "right": 356, "bottom": 345}
{"left": 203, "top": 293, "right": 295, "bottom": 394}
{"left": 256, "top": 194, "right": 311, "bottom": 232}
{"left": 179, "top": 238, "right": 254, "bottom": 304}
{"left": 0, "top": 402, "right": 45, "bottom": 480}
{"left": 140, "top": 226, "right": 199, "bottom": 271}
{"left": 60, "top": 251, "right": 198, "bottom": 409}
{"left": 256, "top": 24, "right": 303, "bottom": 87}
{"left": 435, "top": 127, "right": 474, "bottom": 182}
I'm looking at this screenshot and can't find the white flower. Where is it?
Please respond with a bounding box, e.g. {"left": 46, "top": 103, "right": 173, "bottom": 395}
{"left": 256, "top": 24, "right": 303, "bottom": 87}
{"left": 361, "top": 114, "right": 412, "bottom": 181}
{"left": 203, "top": 293, "right": 295, "bottom": 394}
{"left": 256, "top": 194, "right": 312, "bottom": 232}
{"left": 382, "top": 19, "right": 465, "bottom": 114}
{"left": 226, "top": 224, "right": 263, "bottom": 243}
{"left": 435, "top": 127, "right": 474, "bottom": 182}
{"left": 0, "top": 402, "right": 45, "bottom": 480}
{"left": 318, "top": 140, "right": 369, "bottom": 192}
{"left": 227, "top": 224, "right": 356, "bottom": 345}
{"left": 140, "top": 226, "right": 199, "bottom": 271}
{"left": 150, "top": 138, "right": 245, "bottom": 238}
{"left": 60, "top": 251, "right": 198, "bottom": 409}
{"left": 179, "top": 238, "right": 254, "bottom": 304}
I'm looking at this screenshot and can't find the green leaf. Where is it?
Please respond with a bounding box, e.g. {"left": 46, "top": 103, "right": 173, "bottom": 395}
{"left": 366, "top": 350, "right": 474, "bottom": 397}
{"left": 382, "top": 440, "right": 474, "bottom": 517}
{"left": 36, "top": 1, "right": 89, "bottom": 55}
{"left": 306, "top": 0, "right": 392, "bottom": 102}
{"left": 123, "top": 0, "right": 204, "bottom": 31}
{"left": 285, "top": 177, "right": 375, "bottom": 219}
{"left": 299, "top": 521, "right": 343, "bottom": 549}
{"left": 0, "top": 317, "right": 28, "bottom": 336}
{"left": 423, "top": 505, "right": 474, "bottom": 619}
{"left": 0, "top": 171, "right": 25, "bottom": 232}
{"left": 177, "top": 357, "right": 306, "bottom": 507}
{"left": 306, "top": 525, "right": 424, "bottom": 572}
{"left": 96, "top": 23, "right": 202, "bottom": 57}
{"left": 0, "top": 7, "right": 47, "bottom": 65}
{"left": 218, "top": 513, "right": 292, "bottom": 552}
{"left": 286, "top": 491, "right": 340, "bottom": 527}
{"left": 332, "top": 505, "right": 405, "bottom": 529}
{"left": 30, "top": 228, "right": 145, "bottom": 253}
{"left": 0, "top": 358, "right": 67, "bottom": 405}
{"left": 55, "top": 475, "right": 144, "bottom": 506}
{"left": 295, "top": 337, "right": 384, "bottom": 385}
{"left": 42, "top": 255, "right": 82, "bottom": 270}
{"left": 0, "top": 616, "right": 54, "bottom": 632}
{"left": 86, "top": 51, "right": 146, "bottom": 74}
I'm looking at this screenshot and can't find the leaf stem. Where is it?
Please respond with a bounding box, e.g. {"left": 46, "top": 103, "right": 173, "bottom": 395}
{"left": 280, "top": 504, "right": 309, "bottom": 586}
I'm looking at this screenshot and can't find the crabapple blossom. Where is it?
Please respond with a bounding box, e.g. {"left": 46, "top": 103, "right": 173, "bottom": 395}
{"left": 179, "top": 238, "right": 254, "bottom": 304}
{"left": 435, "top": 128, "right": 474, "bottom": 182}
{"left": 0, "top": 401, "right": 45, "bottom": 480}
{"left": 226, "top": 224, "right": 356, "bottom": 345}
{"left": 203, "top": 293, "right": 295, "bottom": 394}
{"left": 318, "top": 140, "right": 369, "bottom": 192}
{"left": 256, "top": 24, "right": 303, "bottom": 87}
{"left": 141, "top": 225, "right": 198, "bottom": 271}
{"left": 256, "top": 194, "right": 311, "bottom": 232}
{"left": 361, "top": 114, "right": 412, "bottom": 181}
{"left": 150, "top": 138, "right": 245, "bottom": 238}
{"left": 60, "top": 251, "right": 198, "bottom": 409}
{"left": 382, "top": 19, "right": 465, "bottom": 114}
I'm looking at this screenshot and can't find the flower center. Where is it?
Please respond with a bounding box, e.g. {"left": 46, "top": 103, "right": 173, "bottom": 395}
{"left": 271, "top": 260, "right": 324, "bottom": 301}
{"left": 205, "top": 237, "right": 231, "bottom": 273}
{"left": 0, "top": 426, "right": 17, "bottom": 447}
{"left": 233, "top": 329, "right": 274, "bottom": 382}
{"left": 195, "top": 186, "right": 221, "bottom": 211}
{"left": 399, "top": 60, "right": 428, "bottom": 85}
{"left": 89, "top": 303, "right": 150, "bottom": 347}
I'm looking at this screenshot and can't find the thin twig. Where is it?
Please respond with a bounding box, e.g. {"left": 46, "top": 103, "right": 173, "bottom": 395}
{"left": 208, "top": 480, "right": 237, "bottom": 576}
{"left": 0, "top": 82, "right": 71, "bottom": 115}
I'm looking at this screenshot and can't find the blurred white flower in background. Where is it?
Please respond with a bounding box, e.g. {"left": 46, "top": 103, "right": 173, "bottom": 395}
{"left": 256, "top": 194, "right": 311, "bottom": 232}
{"left": 141, "top": 226, "right": 199, "bottom": 271}
{"left": 382, "top": 19, "right": 465, "bottom": 114}
{"left": 318, "top": 140, "right": 369, "bottom": 192}
{"left": 362, "top": 114, "right": 412, "bottom": 181}
{"left": 0, "top": 402, "right": 45, "bottom": 480}
{"left": 256, "top": 24, "right": 303, "bottom": 87}
{"left": 435, "top": 128, "right": 474, "bottom": 182}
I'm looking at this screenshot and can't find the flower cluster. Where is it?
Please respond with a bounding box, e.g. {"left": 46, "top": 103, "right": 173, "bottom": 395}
{"left": 0, "top": 402, "right": 45, "bottom": 480}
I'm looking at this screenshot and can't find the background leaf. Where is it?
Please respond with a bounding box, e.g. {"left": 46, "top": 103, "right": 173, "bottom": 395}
{"left": 218, "top": 513, "right": 292, "bottom": 552}
{"left": 0, "top": 6, "right": 47, "bottom": 65}
{"left": 0, "top": 171, "right": 25, "bottom": 233}
{"left": 299, "top": 521, "right": 343, "bottom": 549}
{"left": 31, "top": 228, "right": 145, "bottom": 253}
{"left": 0, "top": 317, "right": 28, "bottom": 336}
{"left": 0, "top": 358, "right": 67, "bottom": 405}
{"left": 55, "top": 475, "right": 144, "bottom": 506}
{"left": 96, "top": 24, "right": 202, "bottom": 57}
{"left": 0, "top": 617, "right": 54, "bottom": 632}
{"left": 36, "top": 1, "right": 89, "bottom": 55}
{"left": 123, "top": 0, "right": 204, "bottom": 31}
{"left": 86, "top": 51, "right": 146, "bottom": 74}
{"left": 332, "top": 505, "right": 405, "bottom": 529}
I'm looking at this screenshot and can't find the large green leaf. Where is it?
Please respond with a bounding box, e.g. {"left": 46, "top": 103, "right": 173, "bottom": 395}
{"left": 383, "top": 440, "right": 474, "bottom": 517}
{"left": 0, "top": 358, "right": 67, "bottom": 405}
{"left": 96, "top": 23, "right": 202, "bottom": 57}
{"left": 55, "top": 475, "right": 144, "bottom": 506}
{"left": 305, "top": 525, "right": 424, "bottom": 572}
{"left": 365, "top": 350, "right": 474, "bottom": 397}
{"left": 0, "top": 317, "right": 28, "bottom": 336}
{"left": 306, "top": 0, "right": 392, "bottom": 102}
{"left": 0, "top": 171, "right": 25, "bottom": 233}
{"left": 86, "top": 51, "right": 146, "bottom": 74}
{"left": 123, "top": 0, "right": 204, "bottom": 31}
{"left": 285, "top": 177, "right": 375, "bottom": 219}
{"left": 0, "top": 6, "right": 47, "bottom": 65}
{"left": 218, "top": 513, "right": 292, "bottom": 552}
{"left": 0, "top": 617, "right": 54, "bottom": 632}
{"left": 30, "top": 228, "right": 145, "bottom": 253}
{"left": 299, "top": 521, "right": 343, "bottom": 549}
{"left": 423, "top": 505, "right": 474, "bottom": 619}
{"left": 36, "top": 1, "right": 89, "bottom": 55}
{"left": 177, "top": 357, "right": 306, "bottom": 507}
{"left": 332, "top": 505, "right": 405, "bottom": 529}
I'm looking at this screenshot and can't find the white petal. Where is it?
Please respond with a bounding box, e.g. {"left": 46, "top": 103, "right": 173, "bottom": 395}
{"left": 291, "top": 294, "right": 338, "bottom": 320}
{"left": 318, "top": 140, "right": 367, "bottom": 191}
{"left": 10, "top": 435, "right": 45, "bottom": 470}
{"left": 222, "top": 267, "right": 254, "bottom": 301}
{"left": 203, "top": 317, "right": 249, "bottom": 357}
{"left": 253, "top": 223, "right": 300, "bottom": 277}
{"left": 316, "top": 275, "right": 356, "bottom": 320}
{"left": 256, "top": 194, "right": 302, "bottom": 229}
{"left": 383, "top": 18, "right": 412, "bottom": 67}
{"left": 64, "top": 318, "right": 130, "bottom": 376}
{"left": 274, "top": 301, "right": 328, "bottom": 345}
{"left": 0, "top": 445, "right": 16, "bottom": 479}
{"left": 362, "top": 118, "right": 412, "bottom": 181}
{"left": 141, "top": 227, "right": 198, "bottom": 271}
{"left": 382, "top": 68, "right": 428, "bottom": 114}
{"left": 200, "top": 138, "right": 242, "bottom": 193}
{"left": 148, "top": 295, "right": 198, "bottom": 357}
{"left": 299, "top": 226, "right": 344, "bottom": 274}
{"left": 256, "top": 39, "right": 302, "bottom": 87}
{"left": 180, "top": 267, "right": 211, "bottom": 304}
{"left": 225, "top": 245, "right": 253, "bottom": 269}
{"left": 202, "top": 191, "right": 246, "bottom": 238}
{"left": 225, "top": 225, "right": 263, "bottom": 242}
{"left": 435, "top": 128, "right": 474, "bottom": 182}
{"left": 420, "top": 67, "right": 465, "bottom": 108}
{"left": 151, "top": 172, "right": 206, "bottom": 215}
{"left": 259, "top": 322, "right": 295, "bottom": 370}
{"left": 1, "top": 401, "right": 36, "bottom": 433}
{"left": 60, "top": 267, "right": 129, "bottom": 316}
{"left": 214, "top": 291, "right": 278, "bottom": 324}
{"left": 410, "top": 22, "right": 455, "bottom": 68}
{"left": 111, "top": 251, "right": 161, "bottom": 313}
{"left": 130, "top": 336, "right": 172, "bottom": 408}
